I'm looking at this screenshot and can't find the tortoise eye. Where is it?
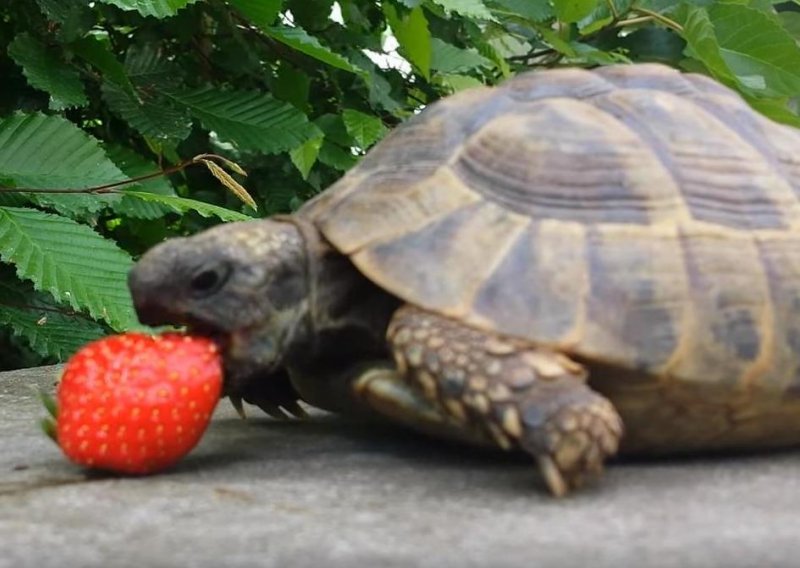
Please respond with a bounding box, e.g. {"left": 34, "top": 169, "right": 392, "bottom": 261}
{"left": 190, "top": 264, "right": 229, "bottom": 297}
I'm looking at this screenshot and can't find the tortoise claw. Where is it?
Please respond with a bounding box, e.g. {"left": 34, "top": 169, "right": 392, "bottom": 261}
{"left": 253, "top": 400, "right": 291, "bottom": 420}
{"left": 283, "top": 400, "right": 309, "bottom": 419}
{"left": 230, "top": 396, "right": 247, "bottom": 420}
{"left": 537, "top": 455, "right": 569, "bottom": 498}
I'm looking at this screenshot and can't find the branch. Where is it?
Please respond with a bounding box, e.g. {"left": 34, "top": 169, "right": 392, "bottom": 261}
{"left": 0, "top": 154, "right": 232, "bottom": 195}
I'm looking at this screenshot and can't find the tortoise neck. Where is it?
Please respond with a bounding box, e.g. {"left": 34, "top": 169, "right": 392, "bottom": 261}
{"left": 281, "top": 216, "right": 399, "bottom": 368}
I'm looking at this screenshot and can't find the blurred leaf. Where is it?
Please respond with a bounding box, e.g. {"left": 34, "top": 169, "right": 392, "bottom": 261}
{"left": 342, "top": 109, "right": 388, "bottom": 149}
{"left": 290, "top": 136, "right": 324, "bottom": 179}
{"left": 94, "top": 0, "right": 199, "bottom": 18}
{"left": 228, "top": 0, "right": 282, "bottom": 25}
{"left": 432, "top": 0, "right": 494, "bottom": 19}
{"left": 430, "top": 38, "right": 492, "bottom": 73}
{"left": 490, "top": 0, "right": 554, "bottom": 21}
{"left": 8, "top": 33, "right": 87, "bottom": 110}
{"left": 680, "top": 3, "right": 800, "bottom": 98}
{"left": 385, "top": 4, "right": 432, "bottom": 78}
{"left": 553, "top": 0, "right": 599, "bottom": 23}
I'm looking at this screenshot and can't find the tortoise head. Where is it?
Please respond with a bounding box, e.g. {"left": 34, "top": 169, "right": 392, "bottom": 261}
{"left": 128, "top": 219, "right": 312, "bottom": 391}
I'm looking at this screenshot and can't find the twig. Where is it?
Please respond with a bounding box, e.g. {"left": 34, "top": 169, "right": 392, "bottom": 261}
{"left": 630, "top": 6, "right": 683, "bottom": 32}
{"left": 0, "top": 154, "right": 229, "bottom": 195}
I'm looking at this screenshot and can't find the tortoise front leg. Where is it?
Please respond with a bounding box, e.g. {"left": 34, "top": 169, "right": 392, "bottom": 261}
{"left": 382, "top": 305, "right": 624, "bottom": 496}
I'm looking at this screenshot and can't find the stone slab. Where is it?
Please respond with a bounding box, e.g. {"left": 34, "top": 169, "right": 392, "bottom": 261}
{"left": 2, "top": 365, "right": 800, "bottom": 568}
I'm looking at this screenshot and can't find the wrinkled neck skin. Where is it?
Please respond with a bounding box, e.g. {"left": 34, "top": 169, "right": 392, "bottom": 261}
{"left": 283, "top": 219, "right": 400, "bottom": 376}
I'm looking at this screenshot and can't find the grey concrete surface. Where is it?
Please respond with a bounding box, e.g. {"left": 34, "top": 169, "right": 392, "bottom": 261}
{"left": 2, "top": 365, "right": 800, "bottom": 568}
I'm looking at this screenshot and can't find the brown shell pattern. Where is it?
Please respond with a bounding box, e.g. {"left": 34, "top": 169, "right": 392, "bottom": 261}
{"left": 299, "top": 64, "right": 800, "bottom": 392}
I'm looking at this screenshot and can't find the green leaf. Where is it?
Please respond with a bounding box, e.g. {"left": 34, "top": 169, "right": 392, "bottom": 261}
{"left": 745, "top": 97, "right": 800, "bottom": 128}
{"left": 263, "top": 25, "right": 366, "bottom": 76}
{"left": 104, "top": 145, "right": 175, "bottom": 196}
{"left": 678, "top": 5, "right": 737, "bottom": 88}
{"left": 94, "top": 0, "right": 199, "bottom": 18}
{"left": 165, "top": 87, "right": 321, "bottom": 154}
{"left": 490, "top": 0, "right": 554, "bottom": 21}
{"left": 0, "top": 207, "right": 137, "bottom": 330}
{"left": 430, "top": 38, "right": 492, "bottom": 73}
{"left": 318, "top": 142, "right": 358, "bottom": 171}
{"left": 71, "top": 35, "right": 136, "bottom": 96}
{"left": 779, "top": 12, "right": 800, "bottom": 42}
{"left": 553, "top": 0, "right": 599, "bottom": 23}
{"left": 102, "top": 81, "right": 192, "bottom": 141}
{"left": 437, "top": 73, "right": 485, "bottom": 92}
{"left": 115, "top": 191, "right": 253, "bottom": 221}
{"left": 0, "top": 279, "right": 107, "bottom": 361}
{"left": 342, "top": 109, "right": 388, "bottom": 149}
{"left": 432, "top": 0, "right": 494, "bottom": 19}
{"left": 680, "top": 3, "right": 800, "bottom": 98}
{"left": 228, "top": 0, "right": 282, "bottom": 26}
{"left": 7, "top": 33, "right": 87, "bottom": 110}
{"left": 384, "top": 5, "right": 432, "bottom": 79}
{"left": 290, "top": 136, "right": 324, "bottom": 179}
{"left": 0, "top": 113, "right": 129, "bottom": 217}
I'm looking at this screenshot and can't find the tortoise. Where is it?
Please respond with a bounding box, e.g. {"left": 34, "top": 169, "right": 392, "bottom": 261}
{"left": 128, "top": 63, "right": 800, "bottom": 496}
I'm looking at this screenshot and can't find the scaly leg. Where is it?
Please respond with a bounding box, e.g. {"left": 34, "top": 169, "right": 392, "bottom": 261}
{"left": 379, "top": 305, "right": 623, "bottom": 496}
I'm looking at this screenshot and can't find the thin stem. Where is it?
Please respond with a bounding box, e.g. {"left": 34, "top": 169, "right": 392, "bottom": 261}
{"left": 631, "top": 6, "right": 683, "bottom": 32}
{"left": 0, "top": 153, "right": 231, "bottom": 195}
{"left": 614, "top": 15, "right": 655, "bottom": 28}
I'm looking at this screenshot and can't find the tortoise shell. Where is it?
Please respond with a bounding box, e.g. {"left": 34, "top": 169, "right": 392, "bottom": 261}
{"left": 300, "top": 63, "right": 800, "bottom": 395}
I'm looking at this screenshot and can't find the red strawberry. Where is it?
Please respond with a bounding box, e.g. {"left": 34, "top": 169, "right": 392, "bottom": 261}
{"left": 45, "top": 333, "right": 223, "bottom": 474}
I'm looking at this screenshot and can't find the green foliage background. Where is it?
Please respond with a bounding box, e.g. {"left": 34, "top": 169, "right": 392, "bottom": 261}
{"left": 2, "top": 0, "right": 800, "bottom": 369}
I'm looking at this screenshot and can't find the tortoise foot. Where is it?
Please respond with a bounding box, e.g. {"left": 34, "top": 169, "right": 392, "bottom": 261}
{"left": 388, "top": 304, "right": 624, "bottom": 496}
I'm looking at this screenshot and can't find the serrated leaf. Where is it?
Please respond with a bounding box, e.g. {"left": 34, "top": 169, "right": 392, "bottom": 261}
{"left": 679, "top": 3, "right": 800, "bottom": 98}
{"left": 35, "top": 0, "right": 94, "bottom": 42}
{"left": 578, "top": 0, "right": 633, "bottom": 35}
{"left": 102, "top": 81, "right": 192, "bottom": 141}
{"left": 115, "top": 191, "right": 252, "bottom": 221}
{"left": 228, "top": 0, "right": 282, "bottom": 25}
{"left": 263, "top": 25, "right": 366, "bottom": 76}
{"left": 94, "top": 0, "right": 199, "bottom": 18}
{"left": 71, "top": 35, "right": 136, "bottom": 96}
{"left": 430, "top": 38, "right": 492, "bottom": 73}
{"left": 290, "top": 136, "right": 324, "bottom": 179}
{"left": 553, "top": 0, "right": 599, "bottom": 23}
{"left": 318, "top": 142, "right": 358, "bottom": 171}
{"left": 438, "top": 73, "right": 485, "bottom": 92}
{"left": 104, "top": 145, "right": 175, "bottom": 196}
{"left": 490, "top": 0, "right": 553, "bottom": 21}
{"left": 166, "top": 87, "right": 321, "bottom": 154}
{"left": 432, "top": 0, "right": 494, "bottom": 19}
{"left": 8, "top": 33, "right": 87, "bottom": 110}
{"left": 0, "top": 113, "right": 129, "bottom": 217}
{"left": 342, "top": 109, "right": 388, "bottom": 149}
{"left": 0, "top": 207, "right": 137, "bottom": 330}
{"left": 0, "top": 279, "right": 107, "bottom": 360}
{"left": 384, "top": 5, "right": 432, "bottom": 79}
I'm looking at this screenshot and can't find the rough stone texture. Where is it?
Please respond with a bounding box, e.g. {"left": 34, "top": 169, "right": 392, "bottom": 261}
{"left": 2, "top": 365, "right": 800, "bottom": 568}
